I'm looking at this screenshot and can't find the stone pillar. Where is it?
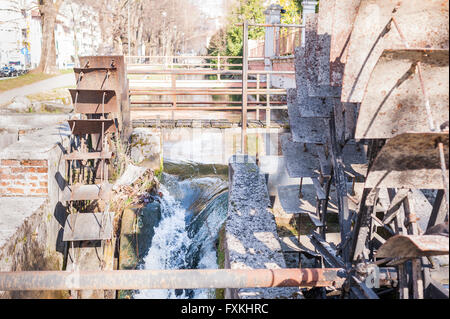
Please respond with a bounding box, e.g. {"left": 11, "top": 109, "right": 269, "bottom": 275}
{"left": 264, "top": 4, "right": 282, "bottom": 71}
{"left": 301, "top": 0, "right": 318, "bottom": 46}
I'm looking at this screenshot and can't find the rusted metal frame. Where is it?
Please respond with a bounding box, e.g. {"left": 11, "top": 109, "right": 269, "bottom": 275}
{"left": 329, "top": 115, "right": 351, "bottom": 263}
{"left": 320, "top": 175, "right": 333, "bottom": 240}
{"left": 402, "top": 196, "right": 424, "bottom": 299}
{"left": 382, "top": 188, "right": 410, "bottom": 225}
{"left": 349, "top": 275, "right": 379, "bottom": 299}
{"left": 310, "top": 232, "right": 346, "bottom": 269}
{"left": 0, "top": 268, "right": 347, "bottom": 291}
{"left": 242, "top": 20, "right": 249, "bottom": 154}
{"left": 437, "top": 142, "right": 450, "bottom": 215}
{"left": 351, "top": 188, "right": 379, "bottom": 262}
{"left": 387, "top": 188, "right": 409, "bottom": 299}
{"left": 427, "top": 190, "right": 447, "bottom": 230}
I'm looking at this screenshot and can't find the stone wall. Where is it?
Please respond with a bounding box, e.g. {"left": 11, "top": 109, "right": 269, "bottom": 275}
{"left": 224, "top": 155, "right": 302, "bottom": 299}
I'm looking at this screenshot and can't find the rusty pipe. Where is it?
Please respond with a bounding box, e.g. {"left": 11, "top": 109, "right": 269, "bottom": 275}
{"left": 0, "top": 268, "right": 347, "bottom": 291}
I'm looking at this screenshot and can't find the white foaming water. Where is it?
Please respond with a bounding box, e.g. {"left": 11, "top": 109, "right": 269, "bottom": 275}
{"left": 134, "top": 174, "right": 227, "bottom": 299}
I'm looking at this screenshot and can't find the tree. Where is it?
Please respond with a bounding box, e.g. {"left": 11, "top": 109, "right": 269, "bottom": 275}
{"left": 207, "top": 0, "right": 302, "bottom": 64}
{"left": 35, "top": 0, "right": 64, "bottom": 74}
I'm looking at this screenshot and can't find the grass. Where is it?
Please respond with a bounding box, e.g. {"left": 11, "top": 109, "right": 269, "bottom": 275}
{"left": 0, "top": 69, "right": 74, "bottom": 93}
{"left": 25, "top": 87, "right": 73, "bottom": 103}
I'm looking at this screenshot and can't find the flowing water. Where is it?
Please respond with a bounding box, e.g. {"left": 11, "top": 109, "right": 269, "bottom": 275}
{"left": 134, "top": 171, "right": 228, "bottom": 299}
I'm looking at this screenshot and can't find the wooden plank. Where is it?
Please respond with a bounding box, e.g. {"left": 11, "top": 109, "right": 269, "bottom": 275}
{"left": 63, "top": 212, "right": 114, "bottom": 241}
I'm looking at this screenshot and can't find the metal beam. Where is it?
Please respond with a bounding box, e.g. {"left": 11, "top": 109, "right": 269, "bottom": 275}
{"left": 0, "top": 268, "right": 346, "bottom": 291}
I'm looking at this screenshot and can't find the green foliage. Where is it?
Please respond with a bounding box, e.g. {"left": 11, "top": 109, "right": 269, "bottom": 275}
{"left": 207, "top": 0, "right": 303, "bottom": 63}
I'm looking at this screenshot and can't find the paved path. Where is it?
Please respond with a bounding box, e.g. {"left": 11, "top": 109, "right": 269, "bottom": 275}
{"left": 0, "top": 73, "right": 75, "bottom": 106}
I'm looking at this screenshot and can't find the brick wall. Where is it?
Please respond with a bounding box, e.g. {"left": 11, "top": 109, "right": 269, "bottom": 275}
{"left": 0, "top": 159, "right": 49, "bottom": 196}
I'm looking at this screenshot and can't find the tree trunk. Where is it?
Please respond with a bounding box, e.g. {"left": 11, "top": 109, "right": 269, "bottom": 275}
{"left": 36, "top": 1, "right": 60, "bottom": 74}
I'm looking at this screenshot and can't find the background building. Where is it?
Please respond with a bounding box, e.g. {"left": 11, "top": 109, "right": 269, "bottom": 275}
{"left": 0, "top": 0, "right": 102, "bottom": 70}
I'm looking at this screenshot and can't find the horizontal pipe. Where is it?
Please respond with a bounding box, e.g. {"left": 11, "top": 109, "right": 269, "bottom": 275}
{"left": 127, "top": 63, "right": 243, "bottom": 67}
{"left": 129, "top": 91, "right": 286, "bottom": 96}
{"left": 125, "top": 55, "right": 243, "bottom": 59}
{"left": 0, "top": 268, "right": 345, "bottom": 291}
{"left": 127, "top": 69, "right": 295, "bottom": 75}
{"left": 130, "top": 106, "right": 288, "bottom": 110}
{"left": 235, "top": 23, "right": 305, "bottom": 28}
{"left": 128, "top": 101, "right": 286, "bottom": 105}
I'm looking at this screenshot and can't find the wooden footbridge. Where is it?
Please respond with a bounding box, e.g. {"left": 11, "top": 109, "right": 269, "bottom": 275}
{"left": 0, "top": 0, "right": 448, "bottom": 300}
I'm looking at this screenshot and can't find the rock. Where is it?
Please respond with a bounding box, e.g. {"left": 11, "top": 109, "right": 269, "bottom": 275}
{"left": 129, "top": 128, "right": 162, "bottom": 171}
{"left": 7, "top": 96, "right": 32, "bottom": 112}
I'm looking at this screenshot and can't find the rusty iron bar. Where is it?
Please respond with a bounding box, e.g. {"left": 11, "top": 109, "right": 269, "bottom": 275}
{"left": 438, "top": 142, "right": 450, "bottom": 214}
{"left": 0, "top": 268, "right": 346, "bottom": 291}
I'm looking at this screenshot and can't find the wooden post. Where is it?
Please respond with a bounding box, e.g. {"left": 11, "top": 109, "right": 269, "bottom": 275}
{"left": 241, "top": 20, "right": 249, "bottom": 154}
{"left": 266, "top": 73, "right": 271, "bottom": 127}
